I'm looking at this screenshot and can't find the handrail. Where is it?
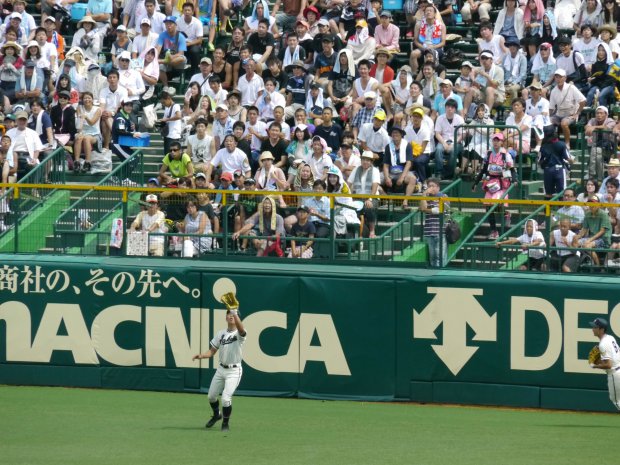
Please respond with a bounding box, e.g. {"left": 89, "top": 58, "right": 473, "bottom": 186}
{"left": 454, "top": 124, "right": 524, "bottom": 196}
{"left": 54, "top": 150, "right": 143, "bottom": 234}
{"left": 447, "top": 182, "right": 516, "bottom": 262}
{"left": 496, "top": 182, "right": 577, "bottom": 240}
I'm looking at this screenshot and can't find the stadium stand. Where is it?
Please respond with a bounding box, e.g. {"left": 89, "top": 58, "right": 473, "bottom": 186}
{"left": 0, "top": 0, "right": 620, "bottom": 272}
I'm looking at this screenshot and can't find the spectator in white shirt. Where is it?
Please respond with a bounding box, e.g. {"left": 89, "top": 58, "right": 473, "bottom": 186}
{"left": 131, "top": 18, "right": 159, "bottom": 59}
{"left": 238, "top": 59, "right": 264, "bottom": 107}
{"left": 99, "top": 70, "right": 128, "bottom": 150}
{"left": 176, "top": 2, "right": 204, "bottom": 71}
{"left": 434, "top": 99, "right": 465, "bottom": 179}
{"left": 136, "top": 0, "right": 166, "bottom": 35}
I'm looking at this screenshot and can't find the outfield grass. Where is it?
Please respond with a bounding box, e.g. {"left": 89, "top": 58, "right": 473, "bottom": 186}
{"left": 1, "top": 385, "right": 618, "bottom": 465}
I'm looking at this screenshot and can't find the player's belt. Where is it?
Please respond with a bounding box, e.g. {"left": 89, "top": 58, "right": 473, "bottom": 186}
{"left": 220, "top": 363, "right": 240, "bottom": 369}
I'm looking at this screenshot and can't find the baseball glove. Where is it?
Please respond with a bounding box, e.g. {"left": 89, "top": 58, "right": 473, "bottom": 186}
{"left": 588, "top": 345, "right": 601, "bottom": 365}
{"left": 221, "top": 292, "right": 239, "bottom": 311}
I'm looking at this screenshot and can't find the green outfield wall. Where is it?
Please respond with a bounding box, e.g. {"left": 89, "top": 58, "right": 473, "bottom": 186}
{"left": 0, "top": 255, "right": 617, "bottom": 412}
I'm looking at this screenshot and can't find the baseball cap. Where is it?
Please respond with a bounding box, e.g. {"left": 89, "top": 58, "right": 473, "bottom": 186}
{"left": 374, "top": 109, "right": 386, "bottom": 121}
{"left": 411, "top": 108, "right": 425, "bottom": 118}
{"left": 480, "top": 51, "right": 494, "bottom": 59}
{"left": 554, "top": 69, "right": 567, "bottom": 77}
{"left": 220, "top": 172, "right": 234, "bottom": 182}
{"left": 116, "top": 25, "right": 127, "bottom": 32}
{"left": 44, "top": 16, "right": 56, "bottom": 23}
{"left": 14, "top": 111, "right": 28, "bottom": 120}
{"left": 216, "top": 103, "right": 228, "bottom": 111}
{"left": 58, "top": 90, "right": 71, "bottom": 100}
{"left": 296, "top": 19, "right": 310, "bottom": 29}
{"left": 195, "top": 172, "right": 207, "bottom": 180}
{"left": 356, "top": 19, "right": 368, "bottom": 28}
{"left": 233, "top": 170, "right": 243, "bottom": 178}
{"left": 244, "top": 177, "right": 256, "bottom": 185}
{"left": 379, "top": 10, "right": 392, "bottom": 17}
{"left": 321, "top": 34, "right": 335, "bottom": 42}
{"left": 200, "top": 57, "right": 212, "bottom": 65}
{"left": 5, "top": 113, "right": 15, "bottom": 121}
{"left": 589, "top": 317, "right": 608, "bottom": 330}
{"left": 147, "top": 177, "right": 160, "bottom": 186}
{"left": 146, "top": 194, "right": 158, "bottom": 203}
{"left": 540, "top": 42, "right": 552, "bottom": 49}
{"left": 492, "top": 132, "right": 505, "bottom": 141}
{"left": 164, "top": 15, "right": 177, "bottom": 23}
{"left": 297, "top": 205, "right": 311, "bottom": 213}
{"left": 364, "top": 91, "right": 377, "bottom": 100}
{"left": 317, "top": 18, "right": 329, "bottom": 26}
{"left": 118, "top": 50, "right": 131, "bottom": 61}
{"left": 141, "top": 18, "right": 151, "bottom": 26}
{"left": 9, "top": 12, "right": 21, "bottom": 20}
{"left": 461, "top": 61, "right": 473, "bottom": 69}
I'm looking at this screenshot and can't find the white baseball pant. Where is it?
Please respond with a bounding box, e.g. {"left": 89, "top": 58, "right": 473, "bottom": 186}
{"left": 208, "top": 366, "right": 243, "bottom": 407}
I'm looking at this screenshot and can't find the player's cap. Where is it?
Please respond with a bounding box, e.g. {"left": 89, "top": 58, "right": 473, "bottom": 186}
{"left": 141, "top": 18, "right": 151, "bottom": 26}
{"left": 147, "top": 177, "right": 160, "bottom": 186}
{"left": 554, "top": 68, "right": 567, "bottom": 77}
{"left": 146, "top": 194, "right": 158, "bottom": 203}
{"left": 164, "top": 15, "right": 177, "bottom": 23}
{"left": 492, "top": 132, "right": 504, "bottom": 141}
{"left": 364, "top": 91, "right": 377, "bottom": 100}
{"left": 220, "top": 172, "right": 234, "bottom": 182}
{"left": 361, "top": 150, "right": 374, "bottom": 159}
{"left": 195, "top": 172, "right": 207, "bottom": 180}
{"left": 589, "top": 317, "right": 608, "bottom": 329}
{"left": 374, "top": 109, "right": 386, "bottom": 121}
{"left": 14, "top": 111, "right": 28, "bottom": 120}
{"left": 200, "top": 56, "right": 212, "bottom": 65}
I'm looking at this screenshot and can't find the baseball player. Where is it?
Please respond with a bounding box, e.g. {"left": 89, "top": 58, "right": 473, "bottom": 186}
{"left": 193, "top": 307, "right": 246, "bottom": 432}
{"left": 589, "top": 317, "right": 620, "bottom": 410}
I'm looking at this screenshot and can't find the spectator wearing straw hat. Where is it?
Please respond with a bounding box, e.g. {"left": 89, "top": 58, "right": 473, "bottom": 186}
{"left": 130, "top": 194, "right": 166, "bottom": 257}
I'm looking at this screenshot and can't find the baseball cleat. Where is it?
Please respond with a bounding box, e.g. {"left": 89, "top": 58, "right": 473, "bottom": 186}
{"left": 221, "top": 423, "right": 230, "bottom": 432}
{"left": 205, "top": 413, "right": 222, "bottom": 428}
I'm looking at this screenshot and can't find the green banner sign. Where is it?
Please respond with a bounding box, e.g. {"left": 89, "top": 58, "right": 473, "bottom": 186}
{"left": 0, "top": 256, "right": 617, "bottom": 410}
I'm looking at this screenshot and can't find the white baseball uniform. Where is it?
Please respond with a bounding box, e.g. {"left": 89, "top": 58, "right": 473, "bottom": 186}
{"left": 207, "top": 328, "right": 246, "bottom": 407}
{"left": 598, "top": 333, "right": 620, "bottom": 410}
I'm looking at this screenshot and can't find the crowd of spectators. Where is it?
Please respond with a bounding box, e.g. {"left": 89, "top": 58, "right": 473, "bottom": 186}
{"left": 0, "top": 0, "right": 618, "bottom": 266}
